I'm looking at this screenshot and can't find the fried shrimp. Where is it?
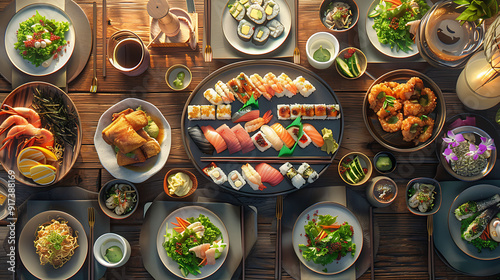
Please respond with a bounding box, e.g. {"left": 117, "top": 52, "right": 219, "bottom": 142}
{"left": 419, "top": 87, "right": 437, "bottom": 115}
{"left": 369, "top": 84, "right": 393, "bottom": 112}
{"left": 401, "top": 116, "right": 424, "bottom": 143}
{"left": 418, "top": 116, "right": 435, "bottom": 143}
{"left": 379, "top": 113, "right": 403, "bottom": 133}
{"left": 383, "top": 81, "right": 400, "bottom": 90}
{"left": 377, "top": 98, "right": 402, "bottom": 118}
{"left": 395, "top": 77, "right": 424, "bottom": 100}
{"left": 403, "top": 100, "right": 422, "bottom": 116}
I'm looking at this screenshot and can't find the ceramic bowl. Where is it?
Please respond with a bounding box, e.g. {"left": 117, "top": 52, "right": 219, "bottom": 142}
{"left": 94, "top": 233, "right": 131, "bottom": 268}
{"left": 405, "top": 177, "right": 441, "bottom": 216}
{"left": 335, "top": 47, "right": 367, "bottom": 79}
{"left": 165, "top": 64, "right": 192, "bottom": 91}
{"left": 163, "top": 169, "right": 198, "bottom": 199}
{"left": 98, "top": 179, "right": 139, "bottom": 219}
{"left": 373, "top": 151, "right": 397, "bottom": 174}
{"left": 320, "top": 0, "right": 359, "bottom": 32}
{"left": 366, "top": 176, "right": 398, "bottom": 207}
{"left": 306, "top": 32, "right": 340, "bottom": 69}
{"left": 338, "top": 152, "right": 372, "bottom": 186}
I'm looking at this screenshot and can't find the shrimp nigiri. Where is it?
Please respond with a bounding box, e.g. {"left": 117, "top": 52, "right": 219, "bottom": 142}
{"left": 215, "top": 80, "right": 235, "bottom": 103}
{"left": 278, "top": 73, "right": 298, "bottom": 98}
{"left": 245, "top": 110, "right": 273, "bottom": 132}
{"left": 263, "top": 72, "right": 284, "bottom": 97}
{"left": 250, "top": 73, "right": 274, "bottom": 100}
{"left": 241, "top": 163, "right": 266, "bottom": 191}
{"left": 302, "top": 123, "right": 324, "bottom": 148}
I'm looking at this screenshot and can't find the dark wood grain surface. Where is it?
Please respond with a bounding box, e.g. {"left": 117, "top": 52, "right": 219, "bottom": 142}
{"left": 1, "top": 0, "right": 499, "bottom": 279}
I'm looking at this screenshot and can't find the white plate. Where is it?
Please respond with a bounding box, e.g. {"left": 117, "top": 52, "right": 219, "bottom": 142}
{"left": 222, "top": 0, "right": 292, "bottom": 55}
{"left": 156, "top": 206, "right": 229, "bottom": 279}
{"left": 4, "top": 3, "right": 76, "bottom": 76}
{"left": 292, "top": 201, "right": 363, "bottom": 275}
{"left": 94, "top": 98, "right": 172, "bottom": 183}
{"left": 19, "top": 210, "right": 88, "bottom": 280}
{"left": 365, "top": 0, "right": 419, "bottom": 58}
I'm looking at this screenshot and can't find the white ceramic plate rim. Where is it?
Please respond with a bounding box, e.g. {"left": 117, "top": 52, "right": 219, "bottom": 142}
{"left": 94, "top": 98, "right": 172, "bottom": 183}
{"left": 292, "top": 201, "right": 363, "bottom": 274}
{"left": 156, "top": 205, "right": 229, "bottom": 279}
{"left": 221, "top": 0, "right": 292, "bottom": 55}
{"left": 4, "top": 3, "right": 76, "bottom": 76}
{"left": 18, "top": 210, "right": 88, "bottom": 280}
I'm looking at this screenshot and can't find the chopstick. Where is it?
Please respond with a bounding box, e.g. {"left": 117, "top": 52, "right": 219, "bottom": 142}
{"left": 370, "top": 206, "right": 374, "bottom": 280}
{"left": 428, "top": 215, "right": 435, "bottom": 280}
{"left": 275, "top": 195, "right": 283, "bottom": 280}
{"left": 200, "top": 157, "right": 332, "bottom": 164}
{"left": 240, "top": 205, "right": 245, "bottom": 280}
{"left": 102, "top": 0, "right": 107, "bottom": 77}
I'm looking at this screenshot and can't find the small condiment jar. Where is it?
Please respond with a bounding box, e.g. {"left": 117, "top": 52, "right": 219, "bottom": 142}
{"left": 366, "top": 176, "right": 398, "bottom": 207}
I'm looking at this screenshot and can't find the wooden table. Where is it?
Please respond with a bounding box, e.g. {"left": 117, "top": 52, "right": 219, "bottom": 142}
{"left": 0, "top": 0, "right": 499, "bottom": 279}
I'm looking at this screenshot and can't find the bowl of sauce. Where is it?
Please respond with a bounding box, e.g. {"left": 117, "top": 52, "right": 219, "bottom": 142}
{"left": 164, "top": 169, "right": 198, "bottom": 199}
{"left": 93, "top": 233, "right": 131, "bottom": 268}
{"left": 373, "top": 151, "right": 397, "bottom": 174}
{"left": 306, "top": 32, "right": 339, "bottom": 69}
{"left": 366, "top": 176, "right": 398, "bottom": 207}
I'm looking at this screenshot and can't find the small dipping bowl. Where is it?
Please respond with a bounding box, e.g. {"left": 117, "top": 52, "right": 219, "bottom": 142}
{"left": 405, "top": 177, "right": 441, "bottom": 216}
{"left": 338, "top": 152, "right": 373, "bottom": 186}
{"left": 94, "top": 233, "right": 131, "bottom": 268}
{"left": 165, "top": 64, "right": 192, "bottom": 91}
{"left": 319, "top": 0, "right": 359, "bottom": 33}
{"left": 98, "top": 179, "right": 139, "bottom": 220}
{"left": 373, "top": 151, "right": 397, "bottom": 174}
{"left": 366, "top": 176, "right": 398, "bottom": 207}
{"left": 164, "top": 169, "right": 198, "bottom": 199}
{"left": 306, "top": 32, "right": 340, "bottom": 70}
{"left": 335, "top": 47, "right": 367, "bottom": 79}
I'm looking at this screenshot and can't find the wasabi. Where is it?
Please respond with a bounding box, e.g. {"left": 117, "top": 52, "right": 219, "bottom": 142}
{"left": 320, "top": 128, "right": 338, "bottom": 154}
{"left": 313, "top": 46, "right": 331, "bottom": 62}
{"left": 104, "top": 246, "right": 123, "bottom": 263}
{"left": 376, "top": 156, "right": 392, "bottom": 172}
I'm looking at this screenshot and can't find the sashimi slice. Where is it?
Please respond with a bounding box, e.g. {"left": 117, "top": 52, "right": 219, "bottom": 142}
{"left": 205, "top": 248, "right": 217, "bottom": 265}
{"left": 255, "top": 163, "right": 284, "bottom": 187}
{"left": 201, "top": 126, "right": 227, "bottom": 153}
{"left": 216, "top": 124, "right": 242, "bottom": 154}
{"left": 231, "top": 124, "right": 255, "bottom": 154}
{"left": 303, "top": 123, "right": 325, "bottom": 148}
{"left": 270, "top": 123, "right": 295, "bottom": 148}
{"left": 232, "top": 110, "right": 260, "bottom": 123}
{"left": 189, "top": 243, "right": 211, "bottom": 259}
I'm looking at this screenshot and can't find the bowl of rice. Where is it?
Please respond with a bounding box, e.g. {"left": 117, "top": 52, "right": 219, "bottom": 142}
{"left": 320, "top": 0, "right": 359, "bottom": 32}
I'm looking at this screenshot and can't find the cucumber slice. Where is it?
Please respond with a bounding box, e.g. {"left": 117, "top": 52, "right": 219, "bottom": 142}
{"left": 348, "top": 55, "right": 359, "bottom": 77}
{"left": 352, "top": 52, "right": 362, "bottom": 77}
{"left": 336, "top": 57, "right": 354, "bottom": 78}
{"left": 368, "top": 9, "right": 379, "bottom": 18}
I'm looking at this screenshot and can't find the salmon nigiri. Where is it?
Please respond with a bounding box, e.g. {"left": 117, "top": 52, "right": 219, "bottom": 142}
{"left": 270, "top": 123, "right": 295, "bottom": 148}
{"left": 241, "top": 163, "right": 266, "bottom": 191}
{"left": 231, "top": 124, "right": 255, "bottom": 154}
{"left": 303, "top": 123, "right": 324, "bottom": 148}
{"left": 216, "top": 124, "right": 242, "bottom": 154}
{"left": 201, "top": 125, "right": 227, "bottom": 153}
{"left": 255, "top": 163, "right": 283, "bottom": 187}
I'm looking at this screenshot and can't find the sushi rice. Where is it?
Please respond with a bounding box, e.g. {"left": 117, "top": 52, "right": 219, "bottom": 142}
{"left": 203, "top": 88, "right": 223, "bottom": 105}
{"left": 279, "top": 162, "right": 305, "bottom": 188}
{"left": 200, "top": 105, "right": 216, "bottom": 120}
{"left": 277, "top": 104, "right": 291, "bottom": 120}
{"left": 301, "top": 104, "right": 315, "bottom": 120}
{"left": 216, "top": 105, "right": 232, "bottom": 120}
{"left": 290, "top": 104, "right": 302, "bottom": 119}
{"left": 293, "top": 76, "right": 316, "bottom": 97}
{"left": 253, "top": 26, "right": 270, "bottom": 45}
{"left": 187, "top": 105, "right": 201, "bottom": 120}
{"left": 263, "top": 0, "right": 280, "bottom": 20}
{"left": 247, "top": 4, "right": 266, "bottom": 25}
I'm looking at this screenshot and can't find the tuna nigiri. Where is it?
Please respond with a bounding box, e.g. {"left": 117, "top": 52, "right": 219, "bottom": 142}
{"left": 303, "top": 123, "right": 324, "bottom": 148}
{"left": 255, "top": 163, "right": 283, "bottom": 186}
{"left": 201, "top": 125, "right": 227, "bottom": 153}
{"left": 270, "top": 123, "right": 295, "bottom": 148}
{"left": 231, "top": 124, "right": 255, "bottom": 154}
{"left": 241, "top": 163, "right": 266, "bottom": 191}
{"left": 260, "top": 125, "right": 283, "bottom": 151}
{"left": 216, "top": 124, "right": 242, "bottom": 154}
{"left": 232, "top": 107, "right": 260, "bottom": 123}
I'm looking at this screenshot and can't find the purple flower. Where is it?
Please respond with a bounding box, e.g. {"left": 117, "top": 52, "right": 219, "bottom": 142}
{"left": 442, "top": 130, "right": 465, "bottom": 147}
{"left": 479, "top": 137, "right": 495, "bottom": 152}
{"left": 443, "top": 147, "right": 458, "bottom": 163}
{"left": 466, "top": 144, "right": 481, "bottom": 160}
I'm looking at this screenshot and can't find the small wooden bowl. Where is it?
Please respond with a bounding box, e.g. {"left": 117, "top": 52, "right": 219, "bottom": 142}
{"left": 164, "top": 169, "right": 198, "bottom": 199}
{"left": 338, "top": 152, "right": 373, "bottom": 186}
{"left": 98, "top": 179, "right": 139, "bottom": 220}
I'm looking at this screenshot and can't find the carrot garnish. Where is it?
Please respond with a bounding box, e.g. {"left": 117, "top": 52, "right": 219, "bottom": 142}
{"left": 385, "top": 0, "right": 402, "bottom": 6}
{"left": 479, "top": 226, "right": 491, "bottom": 241}
{"left": 320, "top": 224, "right": 341, "bottom": 230}
{"left": 173, "top": 227, "right": 184, "bottom": 233}
{"left": 176, "top": 217, "right": 191, "bottom": 229}
{"left": 198, "top": 257, "right": 207, "bottom": 266}
{"left": 171, "top": 222, "right": 181, "bottom": 227}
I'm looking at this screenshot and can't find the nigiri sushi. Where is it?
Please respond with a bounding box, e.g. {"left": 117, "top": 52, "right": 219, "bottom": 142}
{"left": 188, "top": 105, "right": 201, "bottom": 120}
{"left": 297, "top": 163, "right": 319, "bottom": 183}
{"left": 293, "top": 76, "right": 316, "bottom": 97}
{"left": 260, "top": 125, "right": 283, "bottom": 151}
{"left": 263, "top": 72, "right": 285, "bottom": 97}
{"left": 216, "top": 124, "right": 242, "bottom": 154}
{"left": 228, "top": 170, "right": 246, "bottom": 190}
{"left": 245, "top": 110, "right": 272, "bottom": 133}
{"left": 187, "top": 125, "right": 215, "bottom": 155}
{"left": 200, "top": 105, "right": 216, "bottom": 120}
{"left": 232, "top": 107, "right": 260, "bottom": 123}
{"left": 278, "top": 73, "right": 298, "bottom": 98}
{"left": 287, "top": 126, "right": 312, "bottom": 148}
{"left": 237, "top": 72, "right": 263, "bottom": 99}
{"left": 252, "top": 131, "right": 272, "bottom": 152}
{"left": 270, "top": 123, "right": 295, "bottom": 148}
{"left": 279, "top": 162, "right": 305, "bottom": 188}
{"left": 227, "top": 78, "right": 251, "bottom": 104}
{"left": 216, "top": 105, "right": 231, "bottom": 120}
{"left": 208, "top": 167, "right": 227, "bottom": 185}
{"left": 303, "top": 123, "right": 324, "bottom": 148}
{"left": 277, "top": 105, "right": 291, "bottom": 120}
{"left": 215, "top": 80, "right": 235, "bottom": 103}
{"left": 201, "top": 125, "right": 227, "bottom": 153}
{"left": 255, "top": 163, "right": 283, "bottom": 186}
{"left": 203, "top": 88, "right": 223, "bottom": 105}
{"left": 231, "top": 124, "right": 255, "bottom": 154}
{"left": 241, "top": 163, "right": 266, "bottom": 190}
{"left": 250, "top": 73, "right": 274, "bottom": 100}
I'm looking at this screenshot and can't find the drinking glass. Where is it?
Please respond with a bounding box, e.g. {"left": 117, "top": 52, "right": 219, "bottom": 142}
{"left": 107, "top": 30, "right": 150, "bottom": 76}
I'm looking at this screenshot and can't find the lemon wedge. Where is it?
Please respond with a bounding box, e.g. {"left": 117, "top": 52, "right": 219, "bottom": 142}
{"left": 28, "top": 146, "right": 58, "bottom": 162}
{"left": 30, "top": 164, "right": 57, "bottom": 185}
{"left": 18, "top": 158, "right": 41, "bottom": 178}
{"left": 17, "top": 147, "right": 46, "bottom": 167}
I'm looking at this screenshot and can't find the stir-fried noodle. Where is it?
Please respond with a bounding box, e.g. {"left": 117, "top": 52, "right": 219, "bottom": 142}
{"left": 34, "top": 219, "right": 78, "bottom": 269}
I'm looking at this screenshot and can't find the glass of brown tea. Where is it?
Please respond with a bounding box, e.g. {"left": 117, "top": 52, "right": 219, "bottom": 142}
{"left": 107, "top": 30, "right": 150, "bottom": 76}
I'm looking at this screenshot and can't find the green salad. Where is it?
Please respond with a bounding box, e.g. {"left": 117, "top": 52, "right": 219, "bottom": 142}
{"left": 460, "top": 214, "right": 499, "bottom": 253}
{"left": 369, "top": 0, "right": 430, "bottom": 52}
{"left": 298, "top": 214, "right": 356, "bottom": 268}
{"left": 163, "top": 214, "right": 226, "bottom": 277}
{"left": 14, "top": 10, "right": 70, "bottom": 67}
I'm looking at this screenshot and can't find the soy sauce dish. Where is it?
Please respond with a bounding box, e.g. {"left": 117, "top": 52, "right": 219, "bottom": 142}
{"left": 166, "top": 64, "right": 192, "bottom": 91}
{"left": 405, "top": 177, "right": 441, "bottom": 216}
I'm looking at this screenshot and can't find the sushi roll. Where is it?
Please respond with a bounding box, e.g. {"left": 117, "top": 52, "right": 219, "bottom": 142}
{"left": 279, "top": 162, "right": 293, "bottom": 175}
{"left": 200, "top": 105, "right": 216, "bottom": 120}
{"left": 252, "top": 131, "right": 272, "bottom": 152}
{"left": 260, "top": 125, "right": 283, "bottom": 151}
{"left": 228, "top": 170, "right": 246, "bottom": 190}
{"left": 302, "top": 104, "right": 315, "bottom": 120}
{"left": 290, "top": 104, "right": 302, "bottom": 119}
{"left": 263, "top": 0, "right": 280, "bottom": 20}
{"left": 253, "top": 26, "right": 270, "bottom": 45}
{"left": 255, "top": 163, "right": 284, "bottom": 186}
{"left": 279, "top": 162, "right": 306, "bottom": 189}
{"left": 293, "top": 76, "right": 316, "bottom": 97}
{"left": 208, "top": 167, "right": 227, "bottom": 185}
{"left": 303, "top": 123, "right": 324, "bottom": 147}
{"left": 215, "top": 80, "right": 235, "bottom": 103}
{"left": 229, "top": 1, "right": 246, "bottom": 21}
{"left": 203, "top": 88, "right": 223, "bottom": 105}
{"left": 326, "top": 104, "right": 341, "bottom": 119}
{"left": 297, "top": 163, "right": 319, "bottom": 184}
{"left": 277, "top": 104, "right": 291, "bottom": 120}
{"left": 216, "top": 124, "right": 242, "bottom": 154}
{"left": 278, "top": 73, "right": 298, "bottom": 98}
{"left": 231, "top": 124, "right": 255, "bottom": 154}
{"left": 216, "top": 105, "right": 232, "bottom": 120}
{"left": 287, "top": 126, "right": 312, "bottom": 148}
{"left": 314, "top": 104, "right": 327, "bottom": 120}
{"left": 270, "top": 123, "right": 295, "bottom": 148}
{"left": 237, "top": 20, "right": 255, "bottom": 41}
{"left": 187, "top": 105, "right": 201, "bottom": 120}
{"left": 250, "top": 0, "right": 262, "bottom": 5}
{"left": 267, "top": 19, "right": 284, "bottom": 38}
{"left": 246, "top": 4, "right": 266, "bottom": 25}
{"left": 201, "top": 125, "right": 227, "bottom": 153}
{"left": 203, "top": 162, "right": 218, "bottom": 176}
{"left": 188, "top": 125, "right": 215, "bottom": 155}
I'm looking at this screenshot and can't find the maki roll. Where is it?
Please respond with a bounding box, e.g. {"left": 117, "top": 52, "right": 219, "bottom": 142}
{"left": 188, "top": 125, "right": 215, "bottom": 155}
{"left": 247, "top": 4, "right": 266, "bottom": 25}
{"left": 301, "top": 104, "right": 315, "bottom": 120}
{"left": 279, "top": 162, "right": 293, "bottom": 175}
{"left": 287, "top": 126, "right": 312, "bottom": 148}
{"left": 277, "top": 104, "right": 291, "bottom": 120}
{"left": 263, "top": 0, "right": 280, "bottom": 20}
{"left": 200, "top": 105, "right": 216, "bottom": 120}
{"left": 326, "top": 104, "right": 341, "bottom": 119}
{"left": 297, "top": 163, "right": 319, "bottom": 183}
{"left": 290, "top": 104, "right": 302, "bottom": 119}
{"left": 208, "top": 167, "right": 227, "bottom": 185}
{"left": 267, "top": 19, "right": 284, "bottom": 38}
{"left": 216, "top": 105, "right": 232, "bottom": 120}
{"left": 187, "top": 105, "right": 201, "bottom": 120}
{"left": 314, "top": 104, "right": 327, "bottom": 120}
{"left": 253, "top": 26, "right": 270, "bottom": 45}
{"left": 237, "top": 19, "right": 255, "bottom": 41}
{"left": 252, "top": 131, "right": 272, "bottom": 152}
{"left": 279, "top": 162, "right": 306, "bottom": 189}
{"left": 228, "top": 170, "right": 246, "bottom": 190}
{"left": 229, "top": 1, "right": 246, "bottom": 21}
